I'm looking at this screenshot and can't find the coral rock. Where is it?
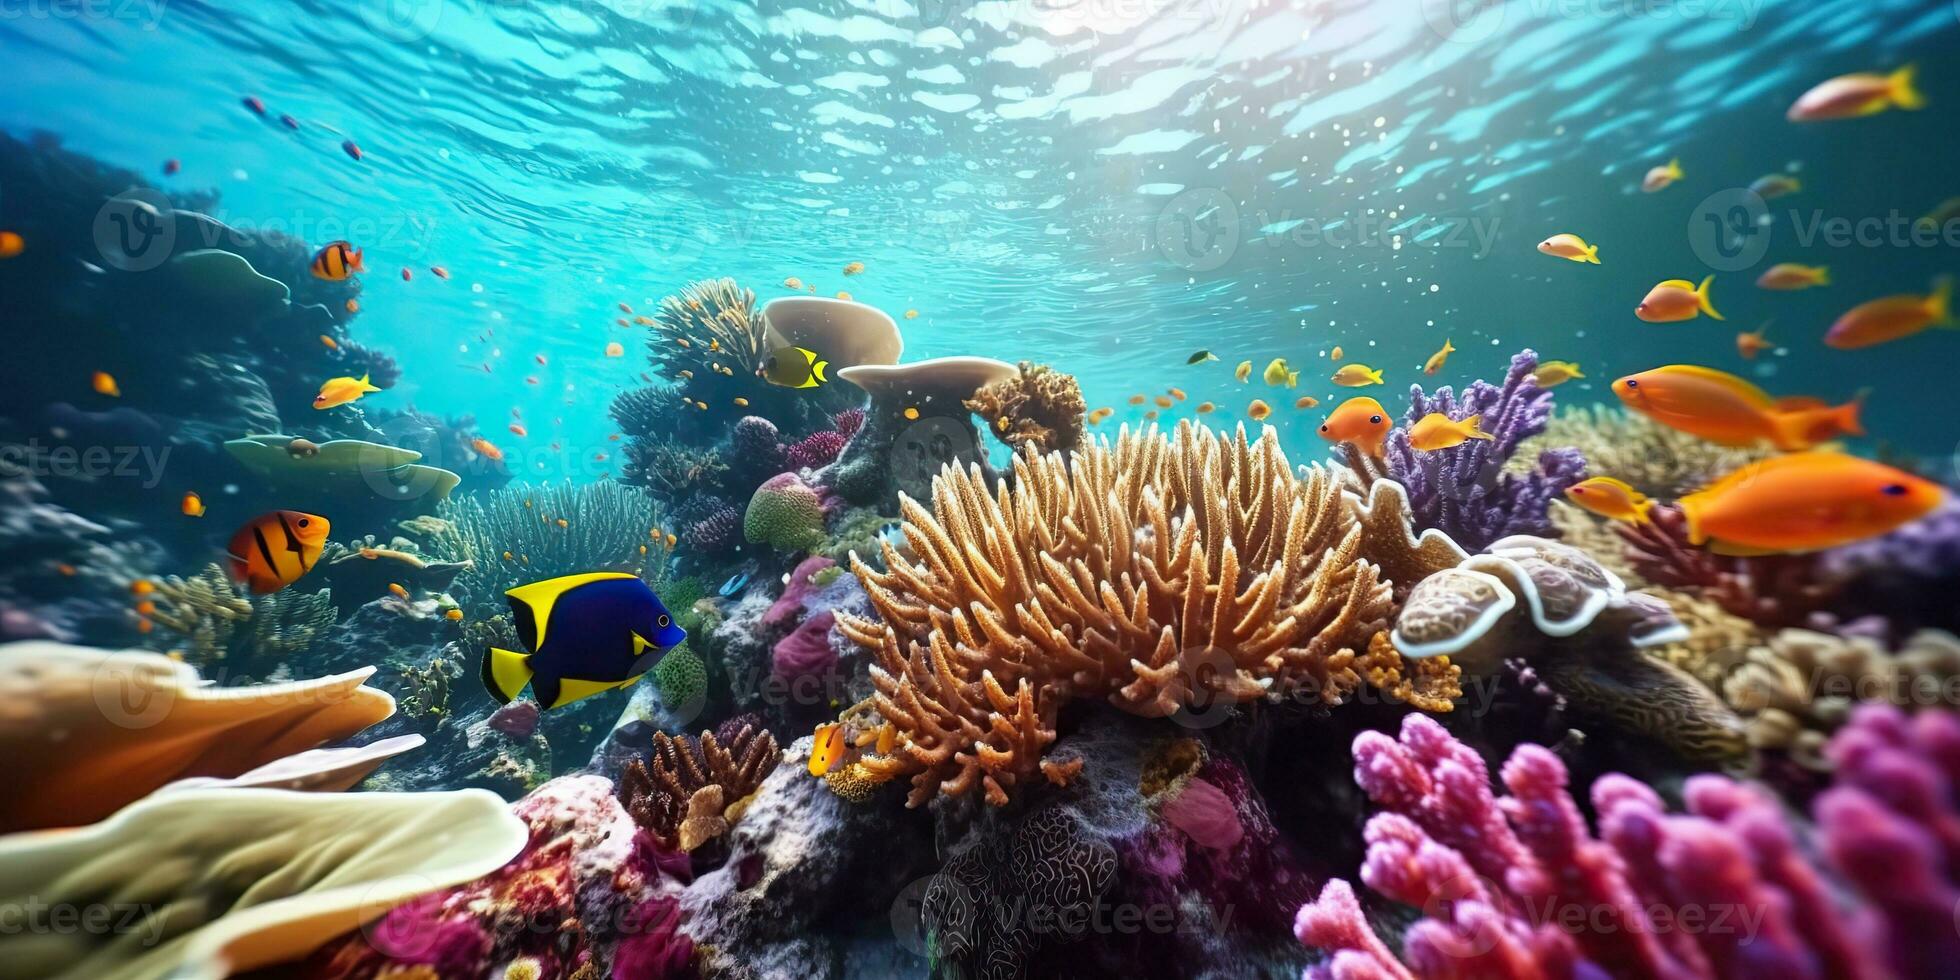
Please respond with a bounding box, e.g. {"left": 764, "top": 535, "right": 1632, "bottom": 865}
{"left": 743, "top": 472, "right": 827, "bottom": 553}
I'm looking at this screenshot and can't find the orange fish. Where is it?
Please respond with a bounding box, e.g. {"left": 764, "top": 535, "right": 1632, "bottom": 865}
{"left": 1641, "top": 158, "right": 1684, "bottom": 193}
{"left": 618, "top": 302, "right": 633, "bottom": 313}
{"left": 226, "top": 511, "right": 330, "bottom": 594}
{"left": 130, "top": 580, "right": 155, "bottom": 596}
{"left": 1612, "top": 365, "right": 1859, "bottom": 450}
{"left": 309, "top": 241, "right": 364, "bottom": 280}
{"left": 810, "top": 722, "right": 849, "bottom": 776}
{"left": 181, "top": 491, "right": 206, "bottom": 517}
{"left": 1679, "top": 452, "right": 1945, "bottom": 554}
{"left": 445, "top": 608, "right": 464, "bottom": 621}
{"left": 1755, "top": 263, "right": 1830, "bottom": 290}
{"left": 1246, "top": 399, "right": 1272, "bottom": 421}
{"left": 1330, "top": 346, "right": 1344, "bottom": 362}
{"left": 320, "top": 335, "right": 339, "bottom": 351}
{"left": 345, "top": 299, "right": 360, "bottom": 313}
{"left": 472, "top": 437, "right": 504, "bottom": 462}
{"left": 1153, "top": 396, "right": 1173, "bottom": 409}
{"left": 605, "top": 342, "right": 625, "bottom": 357}
{"left": 1293, "top": 396, "right": 1319, "bottom": 410}
{"left": 0, "top": 231, "right": 23, "bottom": 258}
{"left": 1195, "top": 402, "right": 1215, "bottom": 414}
{"left": 92, "top": 371, "right": 120, "bottom": 397}
{"left": 509, "top": 423, "right": 528, "bottom": 437}
{"left": 1636, "top": 275, "right": 1721, "bottom": 322}
{"left": 1787, "top": 64, "right": 1923, "bottom": 122}
{"left": 431, "top": 265, "right": 451, "bottom": 280}
{"left": 1565, "top": 476, "right": 1654, "bottom": 524}
{"left": 1408, "top": 412, "right": 1493, "bottom": 452}
{"left": 1736, "top": 327, "right": 1773, "bottom": 361}
{"left": 1319, "top": 397, "right": 1394, "bottom": 458}
{"left": 1128, "top": 395, "right": 1146, "bottom": 405}
{"left": 842, "top": 261, "right": 864, "bottom": 276}
{"left": 1824, "top": 278, "right": 1952, "bottom": 350}
{"left": 1770, "top": 394, "right": 1867, "bottom": 445}
{"left": 389, "top": 583, "right": 409, "bottom": 599}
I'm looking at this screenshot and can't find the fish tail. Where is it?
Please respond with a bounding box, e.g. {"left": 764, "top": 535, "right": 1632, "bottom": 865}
{"left": 1695, "top": 275, "right": 1724, "bottom": 320}
{"left": 1812, "top": 265, "right": 1829, "bottom": 286}
{"left": 1890, "top": 63, "right": 1925, "bottom": 111}
{"left": 1930, "top": 276, "right": 1954, "bottom": 326}
{"left": 1461, "top": 413, "right": 1495, "bottom": 441}
{"left": 481, "top": 646, "right": 534, "bottom": 704}
{"left": 814, "top": 358, "right": 830, "bottom": 383}
{"left": 1583, "top": 244, "right": 1600, "bottom": 264}
{"left": 1667, "top": 157, "right": 1683, "bottom": 180}
{"left": 1838, "top": 389, "right": 1869, "bottom": 437}
{"left": 1368, "top": 368, "right": 1383, "bottom": 385}
{"left": 1676, "top": 496, "right": 1709, "bottom": 546}
{"left": 1631, "top": 499, "right": 1655, "bottom": 526}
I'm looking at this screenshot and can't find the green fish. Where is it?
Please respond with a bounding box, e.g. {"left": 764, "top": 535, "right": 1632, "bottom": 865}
{"left": 1187, "top": 349, "right": 1217, "bottom": 365}
{"left": 760, "top": 345, "right": 830, "bottom": 389}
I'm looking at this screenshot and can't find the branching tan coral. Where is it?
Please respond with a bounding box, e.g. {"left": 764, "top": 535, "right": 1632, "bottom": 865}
{"left": 1722, "top": 628, "right": 1960, "bottom": 767}
{"left": 145, "top": 563, "right": 336, "bottom": 664}
{"left": 620, "top": 723, "right": 780, "bottom": 850}
{"left": 1516, "top": 404, "right": 1775, "bottom": 498}
{"left": 840, "top": 421, "right": 1446, "bottom": 807}
{"left": 964, "top": 360, "right": 1088, "bottom": 455}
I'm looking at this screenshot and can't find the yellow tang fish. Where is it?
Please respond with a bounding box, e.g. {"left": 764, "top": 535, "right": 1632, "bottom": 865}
{"left": 313, "top": 372, "right": 380, "bottom": 410}
{"left": 1408, "top": 412, "right": 1494, "bottom": 452}
{"left": 1332, "top": 364, "right": 1384, "bottom": 387}
{"left": 1423, "top": 339, "right": 1455, "bottom": 376}
{"left": 1262, "top": 358, "right": 1299, "bottom": 388}
{"left": 1564, "top": 476, "right": 1654, "bottom": 524}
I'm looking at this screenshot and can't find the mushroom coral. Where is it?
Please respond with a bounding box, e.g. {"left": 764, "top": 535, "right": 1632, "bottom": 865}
{"left": 0, "top": 786, "right": 526, "bottom": 980}
{"left": 0, "top": 641, "right": 396, "bottom": 832}
{"left": 838, "top": 421, "right": 1459, "bottom": 807}
{"left": 825, "top": 355, "right": 1018, "bottom": 506}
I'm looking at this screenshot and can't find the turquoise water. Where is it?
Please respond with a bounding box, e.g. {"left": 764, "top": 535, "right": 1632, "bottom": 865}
{"left": 4, "top": 0, "right": 1957, "bottom": 462}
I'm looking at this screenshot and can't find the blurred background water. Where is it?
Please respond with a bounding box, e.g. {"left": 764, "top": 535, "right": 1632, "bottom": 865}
{"left": 3, "top": 0, "right": 1956, "bottom": 470}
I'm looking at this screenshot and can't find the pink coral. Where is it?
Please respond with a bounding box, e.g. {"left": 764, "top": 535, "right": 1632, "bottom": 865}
{"left": 1161, "top": 777, "right": 1244, "bottom": 852}
{"left": 783, "top": 429, "right": 847, "bottom": 471}
{"left": 486, "top": 699, "right": 540, "bottom": 738}
{"left": 770, "top": 609, "right": 838, "bottom": 683}
{"left": 612, "top": 897, "right": 695, "bottom": 980}
{"left": 762, "top": 555, "right": 836, "bottom": 631}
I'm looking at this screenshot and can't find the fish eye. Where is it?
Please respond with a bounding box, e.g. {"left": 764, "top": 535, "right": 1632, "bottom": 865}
{"left": 1370, "top": 415, "right": 1382, "bottom": 424}
{"left": 1882, "top": 484, "right": 1909, "bottom": 497}
{"left": 1624, "top": 379, "right": 1639, "bottom": 388}
{"left": 1319, "top": 424, "right": 1330, "bottom": 432}
{"left": 296, "top": 518, "right": 309, "bottom": 528}
{"left": 658, "top": 614, "right": 671, "bottom": 626}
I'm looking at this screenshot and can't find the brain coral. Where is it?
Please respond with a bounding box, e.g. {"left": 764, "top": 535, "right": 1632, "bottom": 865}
{"left": 838, "top": 421, "right": 1458, "bottom": 807}
{"left": 743, "top": 471, "right": 827, "bottom": 552}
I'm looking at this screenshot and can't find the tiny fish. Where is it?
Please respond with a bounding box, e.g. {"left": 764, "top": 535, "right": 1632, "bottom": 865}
{"left": 162, "top": 158, "right": 181, "bottom": 176}
{"left": 130, "top": 580, "right": 155, "bottom": 595}
{"left": 472, "top": 437, "right": 504, "bottom": 462}
{"left": 310, "top": 241, "right": 364, "bottom": 281}
{"left": 1196, "top": 401, "right": 1216, "bottom": 413}
{"left": 1537, "top": 233, "right": 1600, "bottom": 264}
{"left": 445, "top": 608, "right": 464, "bottom": 621}
{"left": 1736, "top": 327, "right": 1773, "bottom": 361}
{"left": 401, "top": 267, "right": 413, "bottom": 281}
{"left": 605, "top": 342, "right": 624, "bottom": 357}
{"left": 1788, "top": 64, "right": 1923, "bottom": 122}
{"left": 1756, "top": 263, "right": 1829, "bottom": 290}
{"left": 1234, "top": 360, "right": 1252, "bottom": 382}
{"left": 1408, "top": 412, "right": 1494, "bottom": 451}
{"left": 1168, "top": 387, "right": 1186, "bottom": 401}
{"left": 431, "top": 266, "right": 451, "bottom": 280}
{"left": 279, "top": 113, "right": 300, "bottom": 130}
{"left": 1332, "top": 364, "right": 1384, "bottom": 387}
{"left": 345, "top": 299, "right": 360, "bottom": 313}
{"left": 0, "top": 231, "right": 22, "bottom": 259}
{"left": 389, "top": 583, "right": 410, "bottom": 599}
{"left": 1128, "top": 395, "right": 1147, "bottom": 405}
{"left": 1246, "top": 399, "right": 1272, "bottom": 421}
{"left": 1293, "top": 395, "right": 1319, "bottom": 409}
{"left": 1642, "top": 157, "right": 1683, "bottom": 193}
{"left": 341, "top": 139, "right": 363, "bottom": 161}
{"left": 1532, "top": 361, "right": 1585, "bottom": 387}
{"left": 1424, "top": 338, "right": 1455, "bottom": 376}
{"left": 1824, "top": 278, "right": 1952, "bottom": 350}
{"left": 836, "top": 291, "right": 851, "bottom": 300}
{"left": 1330, "top": 346, "right": 1344, "bottom": 361}
{"left": 904, "top": 309, "right": 919, "bottom": 319}
{"left": 842, "top": 261, "right": 865, "bottom": 276}
{"left": 1565, "top": 476, "right": 1655, "bottom": 524}
{"left": 1636, "top": 275, "right": 1721, "bottom": 322}
{"left": 1748, "top": 174, "right": 1801, "bottom": 200}
{"left": 181, "top": 491, "right": 206, "bottom": 517}
{"left": 734, "top": 397, "right": 750, "bottom": 406}
{"left": 1187, "top": 349, "right": 1218, "bottom": 365}
{"left": 242, "top": 95, "right": 266, "bottom": 115}
{"left": 92, "top": 371, "right": 120, "bottom": 397}
{"left": 784, "top": 277, "right": 803, "bottom": 289}
{"left": 1263, "top": 358, "right": 1299, "bottom": 388}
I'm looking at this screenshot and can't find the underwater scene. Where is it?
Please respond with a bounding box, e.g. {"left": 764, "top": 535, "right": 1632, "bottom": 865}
{"left": 4, "top": 0, "right": 1960, "bottom": 976}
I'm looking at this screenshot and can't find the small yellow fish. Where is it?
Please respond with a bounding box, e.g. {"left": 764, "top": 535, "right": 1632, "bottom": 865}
{"left": 1408, "top": 412, "right": 1495, "bottom": 451}
{"left": 604, "top": 342, "right": 625, "bottom": 357}
{"left": 1293, "top": 395, "right": 1319, "bottom": 409}
{"left": 1246, "top": 399, "right": 1272, "bottom": 421}
{"left": 1424, "top": 339, "right": 1455, "bottom": 376}
{"left": 1153, "top": 395, "right": 1173, "bottom": 408}
{"left": 181, "top": 491, "right": 205, "bottom": 517}
{"left": 556, "top": 518, "right": 569, "bottom": 528}
{"left": 694, "top": 400, "right": 708, "bottom": 410}
{"left": 1737, "top": 328, "right": 1773, "bottom": 361}
{"left": 1196, "top": 401, "right": 1216, "bottom": 413}
{"left": 1330, "top": 346, "right": 1344, "bottom": 362}
{"left": 904, "top": 309, "right": 919, "bottom": 319}
{"left": 388, "top": 583, "right": 409, "bottom": 599}
{"left": 1564, "top": 476, "right": 1654, "bottom": 524}
{"left": 1234, "top": 360, "right": 1252, "bottom": 382}
{"left": 320, "top": 334, "right": 340, "bottom": 351}
{"left": 313, "top": 372, "right": 380, "bottom": 410}
{"left": 445, "top": 608, "right": 464, "bottom": 621}
{"left": 784, "top": 277, "right": 804, "bottom": 290}
{"left": 1128, "top": 394, "right": 1147, "bottom": 405}
{"left": 810, "top": 722, "right": 848, "bottom": 776}
{"left": 734, "top": 397, "right": 750, "bottom": 407}
{"left": 1167, "top": 387, "right": 1186, "bottom": 401}
{"left": 842, "top": 261, "right": 864, "bottom": 276}
{"left": 92, "top": 371, "right": 120, "bottom": 397}
{"left": 903, "top": 406, "right": 920, "bottom": 420}
{"left": 1756, "top": 264, "right": 1830, "bottom": 291}
{"left": 665, "top": 533, "right": 677, "bottom": 547}
{"left": 1537, "top": 233, "right": 1600, "bottom": 264}
{"left": 1263, "top": 358, "right": 1299, "bottom": 387}
{"left": 835, "top": 291, "right": 852, "bottom": 300}
{"left": 1642, "top": 157, "right": 1683, "bottom": 193}
{"left": 1532, "top": 361, "right": 1585, "bottom": 387}
{"left": 1145, "top": 410, "right": 1159, "bottom": 421}
{"left": 1332, "top": 364, "right": 1384, "bottom": 387}
{"left": 1788, "top": 64, "right": 1924, "bottom": 122}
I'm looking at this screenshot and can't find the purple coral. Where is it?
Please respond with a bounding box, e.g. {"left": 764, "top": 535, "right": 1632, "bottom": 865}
{"left": 783, "top": 429, "right": 847, "bottom": 471}
{"left": 1296, "top": 714, "right": 1935, "bottom": 980}
{"left": 679, "top": 504, "right": 742, "bottom": 555}
{"left": 1818, "top": 500, "right": 1960, "bottom": 636}
{"left": 762, "top": 555, "right": 836, "bottom": 631}
{"left": 611, "top": 897, "right": 696, "bottom": 980}
{"left": 1382, "top": 349, "right": 1584, "bottom": 552}
{"left": 832, "top": 407, "right": 865, "bottom": 440}
{"left": 771, "top": 609, "right": 838, "bottom": 683}
{"left": 729, "top": 415, "right": 786, "bottom": 474}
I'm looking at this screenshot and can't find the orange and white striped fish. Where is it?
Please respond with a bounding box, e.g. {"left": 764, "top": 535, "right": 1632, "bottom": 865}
{"left": 309, "top": 241, "right": 364, "bottom": 280}
{"left": 226, "top": 510, "right": 330, "bottom": 594}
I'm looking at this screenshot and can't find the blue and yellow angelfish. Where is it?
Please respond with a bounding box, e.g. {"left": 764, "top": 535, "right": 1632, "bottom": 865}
{"left": 480, "top": 571, "right": 686, "bottom": 711}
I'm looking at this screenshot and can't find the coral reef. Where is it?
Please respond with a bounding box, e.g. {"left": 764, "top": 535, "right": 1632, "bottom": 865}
{"left": 824, "top": 356, "right": 1017, "bottom": 506}
{"left": 1722, "top": 628, "right": 1960, "bottom": 767}
{"left": 1617, "top": 505, "right": 1837, "bottom": 629}
{"left": 1364, "top": 349, "right": 1586, "bottom": 552}
{"left": 0, "top": 787, "right": 526, "bottom": 980}
{"left": 141, "top": 562, "right": 338, "bottom": 667}
{"left": 743, "top": 471, "right": 828, "bottom": 553}
{"left": 620, "top": 719, "right": 781, "bottom": 851}
{"left": 839, "top": 422, "right": 1457, "bottom": 807}
{"left": 399, "top": 652, "right": 462, "bottom": 723}
{"left": 964, "top": 360, "right": 1088, "bottom": 455}
{"left": 0, "top": 641, "right": 395, "bottom": 832}
{"left": 1820, "top": 500, "right": 1960, "bottom": 636}
{"left": 924, "top": 805, "right": 1119, "bottom": 979}
{"left": 1518, "top": 403, "right": 1774, "bottom": 498}
{"left": 442, "top": 480, "right": 673, "bottom": 614}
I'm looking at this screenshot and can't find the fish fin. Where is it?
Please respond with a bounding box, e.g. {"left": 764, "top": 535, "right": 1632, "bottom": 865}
{"left": 1838, "top": 390, "right": 1868, "bottom": 437}
{"left": 1630, "top": 499, "right": 1655, "bottom": 526}
{"left": 1709, "top": 539, "right": 1787, "bottom": 558}
{"left": 1812, "top": 265, "right": 1829, "bottom": 286}
{"left": 1460, "top": 415, "right": 1495, "bottom": 441}
{"left": 1657, "top": 279, "right": 1698, "bottom": 291}
{"left": 1891, "top": 63, "right": 1925, "bottom": 111}
{"left": 1443, "top": 339, "right": 1454, "bottom": 352}
{"left": 1368, "top": 369, "right": 1383, "bottom": 385}
{"left": 631, "top": 631, "right": 658, "bottom": 657}
{"left": 1677, "top": 494, "right": 1710, "bottom": 546}
{"left": 1667, "top": 157, "right": 1683, "bottom": 179}
{"left": 814, "top": 359, "right": 829, "bottom": 383}
{"left": 1767, "top": 412, "right": 1818, "bottom": 452}
{"left": 1695, "top": 275, "right": 1723, "bottom": 320}
{"left": 1583, "top": 245, "right": 1600, "bottom": 264}
{"left": 481, "top": 647, "right": 533, "bottom": 705}
{"left": 620, "top": 671, "right": 645, "bottom": 688}
{"left": 550, "top": 677, "right": 623, "bottom": 710}
{"left": 1930, "top": 276, "right": 1954, "bottom": 326}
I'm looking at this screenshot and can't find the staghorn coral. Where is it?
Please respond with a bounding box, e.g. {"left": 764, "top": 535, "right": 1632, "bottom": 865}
{"left": 964, "top": 360, "right": 1088, "bottom": 455}
{"left": 1364, "top": 349, "right": 1585, "bottom": 552}
{"left": 1722, "top": 628, "right": 1960, "bottom": 767}
{"left": 1295, "top": 714, "right": 1907, "bottom": 980}
{"left": 1518, "top": 403, "right": 1774, "bottom": 498}
{"left": 743, "top": 471, "right": 827, "bottom": 552}
{"left": 619, "top": 720, "right": 780, "bottom": 851}
{"left": 1618, "top": 505, "right": 1837, "bottom": 629}
{"left": 442, "top": 480, "right": 674, "bottom": 614}
{"left": 838, "top": 421, "right": 1456, "bottom": 808}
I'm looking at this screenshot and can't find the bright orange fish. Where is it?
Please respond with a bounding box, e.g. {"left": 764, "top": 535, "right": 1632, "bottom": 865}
{"left": 1679, "top": 452, "right": 1945, "bottom": 554}
{"left": 1636, "top": 275, "right": 1721, "bottom": 322}
{"left": 1612, "top": 365, "right": 1858, "bottom": 451}
{"left": 226, "top": 511, "right": 329, "bottom": 594}
{"left": 1319, "top": 397, "right": 1394, "bottom": 458}
{"left": 1246, "top": 399, "right": 1272, "bottom": 421}
{"left": 1736, "top": 327, "right": 1772, "bottom": 361}
{"left": 181, "top": 491, "right": 205, "bottom": 517}
{"left": 1824, "top": 278, "right": 1952, "bottom": 350}
{"left": 0, "top": 231, "right": 23, "bottom": 258}
{"left": 472, "top": 437, "right": 504, "bottom": 462}
{"left": 92, "top": 371, "right": 120, "bottom": 397}
{"left": 810, "top": 723, "right": 849, "bottom": 777}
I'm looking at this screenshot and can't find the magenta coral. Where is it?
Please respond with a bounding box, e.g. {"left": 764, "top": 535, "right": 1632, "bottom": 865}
{"left": 611, "top": 897, "right": 696, "bottom": 980}
{"left": 1296, "top": 714, "right": 1939, "bottom": 980}
{"left": 783, "top": 428, "right": 847, "bottom": 471}
{"left": 771, "top": 609, "right": 838, "bottom": 683}
{"left": 832, "top": 406, "right": 865, "bottom": 440}
{"left": 762, "top": 555, "right": 836, "bottom": 631}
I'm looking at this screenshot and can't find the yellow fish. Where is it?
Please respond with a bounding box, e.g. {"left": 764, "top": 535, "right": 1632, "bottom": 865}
{"left": 1537, "top": 233, "right": 1600, "bottom": 264}
{"left": 1293, "top": 395, "right": 1319, "bottom": 409}
{"left": 1564, "top": 476, "right": 1654, "bottom": 524}
{"left": 1234, "top": 360, "right": 1253, "bottom": 382}
{"left": 1788, "top": 64, "right": 1924, "bottom": 121}
{"left": 784, "top": 277, "right": 803, "bottom": 290}
{"left": 313, "top": 372, "right": 380, "bottom": 410}
{"left": 1636, "top": 276, "right": 1722, "bottom": 323}
{"left": 842, "top": 261, "right": 864, "bottom": 276}
{"left": 180, "top": 491, "right": 205, "bottom": 517}
{"left": 1332, "top": 364, "right": 1384, "bottom": 387}
{"left": 1408, "top": 413, "right": 1494, "bottom": 452}
{"left": 1330, "top": 346, "right": 1344, "bottom": 362}
{"left": 91, "top": 371, "right": 120, "bottom": 397}
{"left": 810, "top": 722, "right": 849, "bottom": 776}
{"left": 904, "top": 309, "right": 919, "bottom": 319}
{"left": 1246, "top": 399, "right": 1272, "bottom": 421}
{"left": 1642, "top": 157, "right": 1683, "bottom": 193}
{"left": 1423, "top": 339, "right": 1454, "bottom": 376}
{"left": 760, "top": 346, "right": 830, "bottom": 388}
{"left": 1262, "top": 358, "right": 1299, "bottom": 387}
{"left": 1532, "top": 361, "right": 1585, "bottom": 387}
